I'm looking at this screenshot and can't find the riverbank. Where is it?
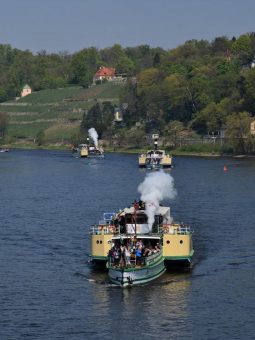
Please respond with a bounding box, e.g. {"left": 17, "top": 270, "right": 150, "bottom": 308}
{"left": 2, "top": 142, "right": 254, "bottom": 158}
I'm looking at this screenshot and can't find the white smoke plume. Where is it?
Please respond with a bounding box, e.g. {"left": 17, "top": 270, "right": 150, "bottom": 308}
{"left": 88, "top": 128, "right": 98, "bottom": 148}
{"left": 138, "top": 170, "right": 177, "bottom": 231}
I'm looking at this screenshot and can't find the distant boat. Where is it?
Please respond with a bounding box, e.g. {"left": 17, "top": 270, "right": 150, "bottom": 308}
{"left": 72, "top": 143, "right": 104, "bottom": 158}
{"left": 139, "top": 134, "right": 173, "bottom": 169}
{"left": 139, "top": 149, "right": 173, "bottom": 169}
{"left": 0, "top": 148, "right": 9, "bottom": 153}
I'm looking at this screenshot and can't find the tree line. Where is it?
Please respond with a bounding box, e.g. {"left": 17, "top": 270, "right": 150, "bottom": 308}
{"left": 1, "top": 32, "right": 255, "bottom": 153}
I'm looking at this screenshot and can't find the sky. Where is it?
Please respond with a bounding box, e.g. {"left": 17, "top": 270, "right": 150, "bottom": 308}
{"left": 1, "top": 0, "right": 255, "bottom": 54}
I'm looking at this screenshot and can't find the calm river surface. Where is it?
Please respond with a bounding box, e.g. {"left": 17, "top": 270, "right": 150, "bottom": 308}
{"left": 1, "top": 149, "right": 255, "bottom": 340}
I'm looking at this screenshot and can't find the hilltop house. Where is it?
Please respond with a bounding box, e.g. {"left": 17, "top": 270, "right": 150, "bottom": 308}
{"left": 21, "top": 84, "right": 32, "bottom": 97}
{"left": 93, "top": 66, "right": 116, "bottom": 84}
{"left": 93, "top": 66, "right": 127, "bottom": 85}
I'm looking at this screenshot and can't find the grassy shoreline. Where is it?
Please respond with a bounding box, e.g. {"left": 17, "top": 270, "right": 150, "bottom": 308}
{"left": 2, "top": 142, "right": 254, "bottom": 158}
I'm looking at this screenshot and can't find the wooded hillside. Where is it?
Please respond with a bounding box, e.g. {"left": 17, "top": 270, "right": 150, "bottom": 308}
{"left": 1, "top": 33, "right": 255, "bottom": 153}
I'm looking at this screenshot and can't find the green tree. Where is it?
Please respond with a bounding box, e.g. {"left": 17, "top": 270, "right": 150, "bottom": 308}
{"left": 70, "top": 48, "right": 101, "bottom": 87}
{"left": 124, "top": 126, "right": 146, "bottom": 148}
{"left": 231, "top": 34, "right": 253, "bottom": 65}
{"left": 225, "top": 111, "right": 252, "bottom": 153}
{"left": 153, "top": 52, "right": 161, "bottom": 67}
{"left": 243, "top": 68, "right": 255, "bottom": 114}
{"left": 0, "top": 112, "right": 9, "bottom": 138}
{"left": 163, "top": 120, "right": 186, "bottom": 148}
{"left": 136, "top": 67, "right": 162, "bottom": 117}
{"left": 113, "top": 125, "right": 146, "bottom": 148}
{"left": 35, "top": 130, "right": 45, "bottom": 146}
{"left": 101, "top": 101, "right": 114, "bottom": 129}
{"left": 80, "top": 103, "right": 103, "bottom": 137}
{"left": 211, "top": 36, "right": 231, "bottom": 56}
{"left": 0, "top": 88, "right": 8, "bottom": 102}
{"left": 161, "top": 74, "right": 193, "bottom": 122}
{"left": 119, "top": 80, "right": 138, "bottom": 127}
{"left": 192, "top": 101, "right": 227, "bottom": 134}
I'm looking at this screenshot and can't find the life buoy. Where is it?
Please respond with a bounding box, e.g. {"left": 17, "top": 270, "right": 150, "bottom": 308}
{"left": 109, "top": 226, "right": 116, "bottom": 234}
{"left": 163, "top": 226, "right": 169, "bottom": 234}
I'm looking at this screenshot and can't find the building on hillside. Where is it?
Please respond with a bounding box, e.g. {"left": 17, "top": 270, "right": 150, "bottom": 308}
{"left": 21, "top": 84, "right": 32, "bottom": 97}
{"left": 251, "top": 120, "right": 255, "bottom": 135}
{"left": 93, "top": 66, "right": 128, "bottom": 85}
{"left": 114, "top": 107, "right": 124, "bottom": 126}
{"left": 93, "top": 66, "right": 116, "bottom": 84}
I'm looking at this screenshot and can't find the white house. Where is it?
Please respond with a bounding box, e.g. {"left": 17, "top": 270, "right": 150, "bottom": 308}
{"left": 21, "top": 84, "right": 32, "bottom": 97}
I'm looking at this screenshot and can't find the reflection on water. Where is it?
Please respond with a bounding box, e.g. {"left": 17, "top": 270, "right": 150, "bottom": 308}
{"left": 84, "top": 270, "right": 192, "bottom": 339}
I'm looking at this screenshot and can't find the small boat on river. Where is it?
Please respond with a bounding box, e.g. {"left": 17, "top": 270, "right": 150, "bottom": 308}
{"left": 138, "top": 134, "right": 172, "bottom": 169}
{"left": 72, "top": 143, "right": 104, "bottom": 158}
{"left": 90, "top": 202, "right": 193, "bottom": 287}
{"left": 72, "top": 144, "right": 88, "bottom": 158}
{"left": 0, "top": 148, "right": 9, "bottom": 153}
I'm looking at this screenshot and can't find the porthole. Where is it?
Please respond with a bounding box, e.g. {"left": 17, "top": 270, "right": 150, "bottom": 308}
{"left": 180, "top": 240, "right": 183, "bottom": 244}
{"left": 100, "top": 240, "right": 103, "bottom": 244}
{"left": 166, "top": 240, "right": 170, "bottom": 244}
{"left": 96, "top": 240, "right": 99, "bottom": 244}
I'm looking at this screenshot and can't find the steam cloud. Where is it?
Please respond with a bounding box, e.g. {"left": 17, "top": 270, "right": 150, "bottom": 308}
{"left": 88, "top": 128, "right": 98, "bottom": 148}
{"left": 138, "top": 170, "right": 177, "bottom": 230}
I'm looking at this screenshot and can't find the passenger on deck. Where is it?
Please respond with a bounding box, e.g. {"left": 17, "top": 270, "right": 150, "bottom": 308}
{"left": 155, "top": 243, "right": 161, "bottom": 252}
{"left": 135, "top": 248, "right": 142, "bottom": 264}
{"left": 143, "top": 247, "right": 152, "bottom": 257}
{"left": 139, "top": 200, "right": 145, "bottom": 210}
{"left": 108, "top": 247, "right": 115, "bottom": 264}
{"left": 114, "top": 248, "right": 120, "bottom": 266}
{"left": 120, "top": 244, "right": 125, "bottom": 267}
{"left": 133, "top": 200, "right": 139, "bottom": 210}
{"left": 124, "top": 246, "right": 131, "bottom": 266}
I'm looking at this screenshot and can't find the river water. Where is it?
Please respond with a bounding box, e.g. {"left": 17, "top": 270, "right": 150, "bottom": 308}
{"left": 0, "top": 150, "right": 255, "bottom": 340}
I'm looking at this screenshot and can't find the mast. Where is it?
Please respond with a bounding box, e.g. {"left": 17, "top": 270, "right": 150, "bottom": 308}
{"left": 133, "top": 201, "right": 139, "bottom": 236}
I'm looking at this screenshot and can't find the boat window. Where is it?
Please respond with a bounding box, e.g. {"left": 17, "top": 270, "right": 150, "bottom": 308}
{"left": 125, "top": 214, "right": 133, "bottom": 224}
{"left": 136, "top": 215, "right": 147, "bottom": 224}
{"left": 125, "top": 214, "right": 147, "bottom": 224}
{"left": 154, "top": 215, "right": 163, "bottom": 226}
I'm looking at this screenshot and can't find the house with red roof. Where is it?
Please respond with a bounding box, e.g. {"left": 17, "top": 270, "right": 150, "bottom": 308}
{"left": 93, "top": 66, "right": 116, "bottom": 84}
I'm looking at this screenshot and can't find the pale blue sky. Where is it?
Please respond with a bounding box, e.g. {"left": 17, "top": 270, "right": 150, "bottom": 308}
{"left": 1, "top": 0, "right": 254, "bottom": 53}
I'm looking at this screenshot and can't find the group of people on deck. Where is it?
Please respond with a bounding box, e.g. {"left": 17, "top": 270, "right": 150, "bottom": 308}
{"left": 108, "top": 239, "right": 161, "bottom": 268}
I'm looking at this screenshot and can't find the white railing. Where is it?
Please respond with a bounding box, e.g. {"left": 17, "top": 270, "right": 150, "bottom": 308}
{"left": 178, "top": 226, "right": 191, "bottom": 234}
{"left": 90, "top": 223, "right": 191, "bottom": 235}
{"left": 161, "top": 224, "right": 191, "bottom": 234}
{"left": 90, "top": 224, "right": 120, "bottom": 235}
